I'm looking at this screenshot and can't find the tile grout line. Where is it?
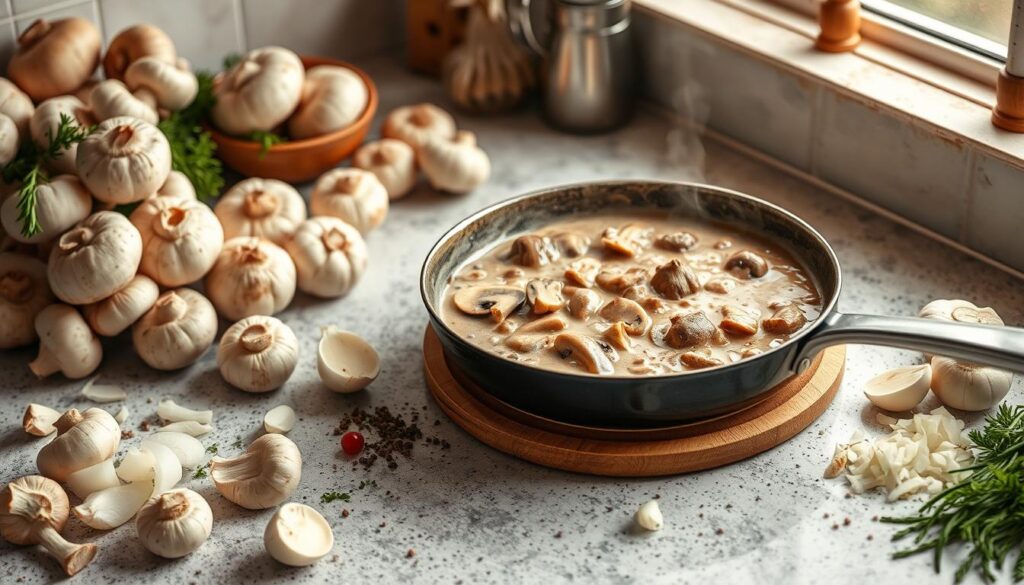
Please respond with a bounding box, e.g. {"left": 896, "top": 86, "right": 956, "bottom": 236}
{"left": 807, "top": 84, "right": 823, "bottom": 178}
{"left": 5, "top": 0, "right": 91, "bottom": 25}
{"left": 232, "top": 0, "right": 247, "bottom": 54}
{"left": 90, "top": 0, "right": 105, "bottom": 45}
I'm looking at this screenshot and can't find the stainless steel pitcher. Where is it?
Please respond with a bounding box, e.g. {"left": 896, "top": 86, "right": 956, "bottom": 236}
{"left": 507, "top": 0, "right": 634, "bottom": 133}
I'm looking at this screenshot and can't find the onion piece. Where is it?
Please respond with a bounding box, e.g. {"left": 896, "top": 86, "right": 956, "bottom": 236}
{"left": 156, "top": 421, "right": 214, "bottom": 436}
{"left": 264, "top": 405, "right": 297, "bottom": 434}
{"left": 113, "top": 406, "right": 129, "bottom": 425}
{"left": 117, "top": 447, "right": 156, "bottom": 483}
{"left": 144, "top": 440, "right": 183, "bottom": 494}
{"left": 74, "top": 479, "right": 154, "bottom": 529}
{"left": 66, "top": 458, "right": 120, "bottom": 500}
{"left": 23, "top": 403, "right": 61, "bottom": 436}
{"left": 145, "top": 432, "right": 205, "bottom": 468}
{"left": 81, "top": 376, "right": 128, "bottom": 403}
{"left": 157, "top": 398, "right": 213, "bottom": 424}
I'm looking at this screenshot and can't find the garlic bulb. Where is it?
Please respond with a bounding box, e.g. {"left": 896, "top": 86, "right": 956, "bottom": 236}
{"left": 443, "top": 3, "right": 535, "bottom": 113}
{"left": 419, "top": 130, "right": 490, "bottom": 194}
{"left": 0, "top": 252, "right": 52, "bottom": 349}
{"left": 125, "top": 57, "right": 199, "bottom": 112}
{"left": 76, "top": 116, "right": 172, "bottom": 204}
{"left": 36, "top": 408, "right": 120, "bottom": 482}
{"left": 919, "top": 299, "right": 1004, "bottom": 326}
{"left": 214, "top": 178, "right": 307, "bottom": 245}
{"left": 264, "top": 503, "right": 333, "bottom": 566}
{"left": 283, "top": 217, "right": 368, "bottom": 298}
{"left": 930, "top": 356, "right": 1012, "bottom": 412}
{"left": 30, "top": 96, "right": 96, "bottom": 175}
{"left": 212, "top": 46, "right": 304, "bottom": 135}
{"left": 205, "top": 237, "right": 297, "bottom": 321}
{"left": 0, "top": 114, "right": 17, "bottom": 167}
{"left": 154, "top": 170, "right": 197, "bottom": 202}
{"left": 8, "top": 18, "right": 102, "bottom": 101}
{"left": 309, "top": 168, "right": 389, "bottom": 234}
{"left": 288, "top": 65, "right": 368, "bottom": 139}
{"left": 210, "top": 433, "right": 302, "bottom": 510}
{"left": 130, "top": 196, "right": 224, "bottom": 287}
{"left": 0, "top": 476, "right": 98, "bottom": 576}
{"left": 104, "top": 24, "right": 177, "bottom": 81}
{"left": 133, "top": 288, "right": 218, "bottom": 371}
{"left": 1, "top": 175, "right": 92, "bottom": 244}
{"left": 352, "top": 139, "right": 417, "bottom": 200}
{"left": 382, "top": 103, "right": 456, "bottom": 151}
{"left": 0, "top": 78, "right": 35, "bottom": 135}
{"left": 634, "top": 500, "right": 663, "bottom": 531}
{"left": 30, "top": 305, "right": 102, "bottom": 380}
{"left": 136, "top": 489, "right": 213, "bottom": 558}
{"left": 217, "top": 315, "right": 299, "bottom": 393}
{"left": 83, "top": 274, "right": 159, "bottom": 336}
{"left": 47, "top": 211, "right": 143, "bottom": 304}
{"left": 89, "top": 79, "right": 158, "bottom": 124}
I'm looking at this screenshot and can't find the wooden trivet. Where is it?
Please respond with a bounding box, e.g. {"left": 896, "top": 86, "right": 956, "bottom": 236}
{"left": 423, "top": 326, "right": 845, "bottom": 477}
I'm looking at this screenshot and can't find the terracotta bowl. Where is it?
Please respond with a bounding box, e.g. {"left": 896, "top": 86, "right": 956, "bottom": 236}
{"left": 207, "top": 55, "right": 379, "bottom": 183}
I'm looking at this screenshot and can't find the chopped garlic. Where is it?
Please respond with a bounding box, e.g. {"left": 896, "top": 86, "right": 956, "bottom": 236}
{"left": 634, "top": 500, "right": 663, "bottom": 531}
{"left": 81, "top": 376, "right": 127, "bottom": 403}
{"left": 825, "top": 407, "right": 974, "bottom": 501}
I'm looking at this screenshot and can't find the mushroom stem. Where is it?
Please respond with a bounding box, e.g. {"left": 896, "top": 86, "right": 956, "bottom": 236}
{"left": 53, "top": 409, "right": 84, "bottom": 435}
{"left": 57, "top": 226, "right": 94, "bottom": 253}
{"left": 321, "top": 228, "right": 350, "bottom": 252}
{"left": 0, "top": 272, "right": 32, "bottom": 303}
{"left": 153, "top": 207, "right": 188, "bottom": 240}
{"left": 240, "top": 324, "right": 273, "bottom": 353}
{"left": 29, "top": 346, "right": 61, "bottom": 379}
{"left": 153, "top": 293, "right": 188, "bottom": 325}
{"left": 36, "top": 525, "right": 97, "bottom": 576}
{"left": 243, "top": 190, "right": 279, "bottom": 218}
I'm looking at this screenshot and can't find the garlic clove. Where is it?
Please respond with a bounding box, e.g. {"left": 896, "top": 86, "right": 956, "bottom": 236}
{"left": 634, "top": 500, "right": 663, "bottom": 531}
{"left": 22, "top": 403, "right": 60, "bottom": 436}
{"left": 66, "top": 458, "right": 120, "bottom": 500}
{"left": 863, "top": 364, "right": 932, "bottom": 412}
{"left": 117, "top": 447, "right": 156, "bottom": 483}
{"left": 930, "top": 356, "right": 1012, "bottom": 412}
{"left": 136, "top": 489, "right": 213, "bottom": 558}
{"left": 74, "top": 479, "right": 154, "bottom": 530}
{"left": 144, "top": 433, "right": 205, "bottom": 468}
{"left": 157, "top": 398, "right": 213, "bottom": 424}
{"left": 36, "top": 408, "right": 120, "bottom": 482}
{"left": 264, "top": 405, "right": 296, "bottom": 434}
{"left": 317, "top": 327, "right": 380, "bottom": 393}
{"left": 156, "top": 421, "right": 213, "bottom": 437}
{"left": 113, "top": 406, "right": 129, "bottom": 425}
{"left": 80, "top": 375, "right": 127, "bottom": 403}
{"left": 210, "top": 434, "right": 301, "bottom": 510}
{"left": 263, "top": 503, "right": 334, "bottom": 566}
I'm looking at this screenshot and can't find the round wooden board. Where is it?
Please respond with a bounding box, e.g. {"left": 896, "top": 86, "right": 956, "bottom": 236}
{"left": 423, "top": 327, "right": 846, "bottom": 477}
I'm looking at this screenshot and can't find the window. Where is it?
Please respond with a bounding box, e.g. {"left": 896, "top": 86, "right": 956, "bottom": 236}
{"left": 861, "top": 0, "right": 1010, "bottom": 61}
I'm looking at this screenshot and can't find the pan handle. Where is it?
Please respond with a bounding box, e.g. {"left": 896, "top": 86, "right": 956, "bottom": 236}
{"left": 793, "top": 311, "right": 1024, "bottom": 373}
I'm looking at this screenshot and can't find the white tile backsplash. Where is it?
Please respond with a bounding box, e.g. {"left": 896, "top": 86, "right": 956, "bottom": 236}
{"left": 14, "top": 0, "right": 95, "bottom": 34}
{"left": 964, "top": 156, "right": 1024, "bottom": 270}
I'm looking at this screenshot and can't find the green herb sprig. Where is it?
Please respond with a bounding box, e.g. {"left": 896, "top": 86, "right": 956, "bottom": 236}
{"left": 157, "top": 71, "right": 224, "bottom": 202}
{"left": 882, "top": 404, "right": 1024, "bottom": 583}
{"left": 320, "top": 491, "right": 351, "bottom": 504}
{"left": 2, "top": 113, "right": 93, "bottom": 237}
{"left": 247, "top": 130, "right": 286, "bottom": 157}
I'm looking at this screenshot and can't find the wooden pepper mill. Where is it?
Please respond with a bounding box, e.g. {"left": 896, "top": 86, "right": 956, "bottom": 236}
{"left": 816, "top": 0, "right": 862, "bottom": 53}
{"left": 992, "top": 2, "right": 1024, "bottom": 132}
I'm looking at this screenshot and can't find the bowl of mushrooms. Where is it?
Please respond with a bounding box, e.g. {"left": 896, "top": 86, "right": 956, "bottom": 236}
{"left": 206, "top": 51, "right": 378, "bottom": 183}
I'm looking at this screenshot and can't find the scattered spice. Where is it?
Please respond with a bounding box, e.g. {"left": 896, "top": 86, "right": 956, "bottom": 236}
{"left": 406, "top": 548, "right": 416, "bottom": 558}
{"left": 192, "top": 466, "right": 207, "bottom": 479}
{"left": 121, "top": 430, "right": 134, "bottom": 440}
{"left": 205, "top": 443, "right": 219, "bottom": 455}
{"left": 334, "top": 407, "right": 447, "bottom": 471}
{"left": 554, "top": 531, "right": 563, "bottom": 538}
{"left": 843, "top": 517, "right": 851, "bottom": 526}
{"left": 715, "top": 528, "right": 724, "bottom": 535}
{"left": 139, "top": 419, "right": 151, "bottom": 431}
{"left": 341, "top": 509, "right": 350, "bottom": 518}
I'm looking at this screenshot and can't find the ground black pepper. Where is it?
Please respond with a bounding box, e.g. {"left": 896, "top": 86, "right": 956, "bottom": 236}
{"left": 334, "top": 406, "right": 448, "bottom": 471}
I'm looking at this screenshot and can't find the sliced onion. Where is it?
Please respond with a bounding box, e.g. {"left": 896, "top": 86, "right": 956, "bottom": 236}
{"left": 156, "top": 421, "right": 214, "bottom": 436}
{"left": 66, "top": 458, "right": 120, "bottom": 500}
{"left": 264, "top": 405, "right": 297, "bottom": 434}
{"left": 143, "top": 440, "right": 183, "bottom": 494}
{"left": 144, "top": 432, "right": 205, "bottom": 468}
{"left": 81, "top": 376, "right": 128, "bottom": 403}
{"left": 157, "top": 398, "right": 213, "bottom": 424}
{"left": 113, "top": 406, "right": 129, "bottom": 425}
{"left": 117, "top": 447, "right": 156, "bottom": 483}
{"left": 74, "top": 480, "right": 154, "bottom": 529}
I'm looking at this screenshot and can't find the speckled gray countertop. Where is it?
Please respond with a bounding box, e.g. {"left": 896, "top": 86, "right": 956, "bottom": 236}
{"left": 2, "top": 53, "right": 1023, "bottom": 585}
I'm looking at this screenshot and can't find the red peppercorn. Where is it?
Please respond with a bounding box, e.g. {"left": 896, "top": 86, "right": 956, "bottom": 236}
{"left": 341, "top": 431, "right": 364, "bottom": 455}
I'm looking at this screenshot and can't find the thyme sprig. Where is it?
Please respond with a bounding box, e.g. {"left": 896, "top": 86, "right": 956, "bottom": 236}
{"left": 882, "top": 404, "right": 1024, "bottom": 583}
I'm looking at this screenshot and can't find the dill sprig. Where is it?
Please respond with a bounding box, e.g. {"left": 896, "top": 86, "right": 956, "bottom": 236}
{"left": 157, "top": 71, "right": 224, "bottom": 202}
{"left": 881, "top": 404, "right": 1024, "bottom": 583}
{"left": 2, "top": 113, "right": 93, "bottom": 237}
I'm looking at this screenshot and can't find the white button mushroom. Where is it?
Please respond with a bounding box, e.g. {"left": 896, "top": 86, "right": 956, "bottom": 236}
{"left": 130, "top": 196, "right": 224, "bottom": 287}
{"left": 352, "top": 139, "right": 417, "bottom": 200}
{"left": 214, "top": 178, "right": 307, "bottom": 245}
{"left": 0, "top": 175, "right": 92, "bottom": 244}
{"left": 264, "top": 503, "right": 333, "bottom": 566}
{"left": 30, "top": 305, "right": 102, "bottom": 380}
{"left": 8, "top": 18, "right": 102, "bottom": 102}
{"left": 210, "top": 433, "right": 302, "bottom": 510}
{"left": 205, "top": 237, "right": 297, "bottom": 321}
{"left": 0, "top": 114, "right": 17, "bottom": 167}
{"left": 419, "top": 130, "right": 491, "bottom": 194}
{"left": 0, "top": 476, "right": 98, "bottom": 576}
{"left": 76, "top": 116, "right": 172, "bottom": 204}
{"left": 217, "top": 315, "right": 299, "bottom": 393}
{"left": 0, "top": 78, "right": 35, "bottom": 135}
{"left": 30, "top": 96, "right": 96, "bottom": 175}
{"left": 212, "top": 47, "right": 305, "bottom": 135}
{"left": 382, "top": 103, "right": 456, "bottom": 151}
{"left": 930, "top": 356, "right": 1012, "bottom": 412}
{"left": 132, "top": 288, "right": 218, "bottom": 371}
{"left": 153, "top": 170, "right": 197, "bottom": 203}
{"left": 124, "top": 57, "right": 199, "bottom": 112}
{"left": 283, "top": 216, "right": 367, "bottom": 299}
{"left": 288, "top": 65, "right": 368, "bottom": 139}
{"left": 317, "top": 327, "right": 380, "bottom": 393}
{"left": 0, "top": 252, "right": 53, "bottom": 349}
{"left": 89, "top": 79, "right": 158, "bottom": 124}
{"left": 135, "top": 489, "right": 213, "bottom": 559}
{"left": 309, "top": 168, "right": 389, "bottom": 235}
{"left": 83, "top": 274, "right": 160, "bottom": 336}
{"left": 103, "top": 24, "right": 177, "bottom": 81}
{"left": 47, "top": 211, "right": 143, "bottom": 305}
{"left": 36, "top": 408, "right": 120, "bottom": 482}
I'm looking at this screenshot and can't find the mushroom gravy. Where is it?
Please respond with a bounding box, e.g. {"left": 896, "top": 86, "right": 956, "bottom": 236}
{"left": 441, "top": 214, "right": 822, "bottom": 376}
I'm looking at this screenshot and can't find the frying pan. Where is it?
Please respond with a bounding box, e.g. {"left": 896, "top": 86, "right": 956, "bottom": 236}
{"left": 420, "top": 181, "right": 1024, "bottom": 427}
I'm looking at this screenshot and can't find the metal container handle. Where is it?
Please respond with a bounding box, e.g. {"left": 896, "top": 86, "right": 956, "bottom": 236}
{"left": 506, "top": 0, "right": 547, "bottom": 55}
{"left": 794, "top": 311, "right": 1024, "bottom": 372}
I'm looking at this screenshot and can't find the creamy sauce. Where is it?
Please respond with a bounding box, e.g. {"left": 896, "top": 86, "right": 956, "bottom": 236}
{"left": 441, "top": 214, "right": 822, "bottom": 376}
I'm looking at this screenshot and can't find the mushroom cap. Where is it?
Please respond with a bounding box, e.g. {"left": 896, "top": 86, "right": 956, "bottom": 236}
{"left": 283, "top": 216, "right": 367, "bottom": 298}
{"left": 205, "top": 237, "right": 296, "bottom": 321}
{"left": 217, "top": 315, "right": 299, "bottom": 393}
{"left": 9, "top": 18, "right": 102, "bottom": 101}
{"left": 83, "top": 274, "right": 160, "bottom": 336}
{"left": 210, "top": 433, "right": 302, "bottom": 509}
{"left": 135, "top": 488, "right": 213, "bottom": 559}
{"left": 214, "top": 177, "right": 307, "bottom": 245}
{"left": 0, "top": 475, "right": 70, "bottom": 543}
{"left": 47, "top": 211, "right": 143, "bottom": 304}
{"left": 89, "top": 79, "right": 158, "bottom": 124}
{"left": 130, "top": 196, "right": 224, "bottom": 287}
{"left": 103, "top": 24, "right": 177, "bottom": 81}
{"left": 1, "top": 174, "right": 92, "bottom": 245}
{"left": 0, "top": 252, "right": 53, "bottom": 349}
{"left": 381, "top": 103, "right": 456, "bottom": 150}
{"left": 309, "top": 168, "right": 389, "bottom": 234}
{"left": 29, "top": 96, "right": 95, "bottom": 175}
{"left": 0, "top": 78, "right": 35, "bottom": 135}
{"left": 31, "top": 305, "right": 102, "bottom": 380}
{"left": 352, "top": 139, "right": 417, "bottom": 200}
{"left": 124, "top": 56, "right": 198, "bottom": 111}
{"left": 36, "top": 408, "right": 120, "bottom": 482}
{"left": 132, "top": 288, "right": 218, "bottom": 371}
{"left": 76, "top": 116, "right": 173, "bottom": 204}
{"left": 287, "top": 65, "right": 368, "bottom": 139}
{"left": 212, "top": 46, "right": 304, "bottom": 135}
{"left": 316, "top": 328, "right": 380, "bottom": 393}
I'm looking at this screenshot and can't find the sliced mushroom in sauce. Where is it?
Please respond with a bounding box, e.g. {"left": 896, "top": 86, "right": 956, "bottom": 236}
{"left": 762, "top": 303, "right": 807, "bottom": 334}
{"left": 724, "top": 250, "right": 769, "bottom": 279}
{"left": 719, "top": 305, "right": 759, "bottom": 336}
{"left": 602, "top": 321, "right": 631, "bottom": 350}
{"left": 598, "top": 297, "right": 652, "bottom": 336}
{"left": 650, "top": 258, "right": 700, "bottom": 300}
{"left": 505, "top": 315, "right": 567, "bottom": 353}
{"left": 564, "top": 257, "right": 601, "bottom": 288}
{"left": 525, "top": 279, "right": 564, "bottom": 314}
{"left": 655, "top": 231, "right": 698, "bottom": 252}
{"left": 595, "top": 267, "right": 649, "bottom": 294}
{"left": 452, "top": 285, "right": 527, "bottom": 323}
{"left": 680, "top": 351, "right": 724, "bottom": 369}
{"left": 601, "top": 224, "right": 653, "bottom": 257}
{"left": 663, "top": 311, "right": 717, "bottom": 349}
{"left": 553, "top": 231, "right": 591, "bottom": 258}
{"left": 567, "top": 288, "right": 602, "bottom": 320}
{"left": 552, "top": 333, "right": 616, "bottom": 375}
{"left": 508, "top": 235, "right": 559, "bottom": 267}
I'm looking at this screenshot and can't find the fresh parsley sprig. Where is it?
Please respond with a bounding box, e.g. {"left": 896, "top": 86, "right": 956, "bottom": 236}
{"left": 157, "top": 71, "right": 224, "bottom": 203}
{"left": 247, "top": 130, "right": 286, "bottom": 157}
